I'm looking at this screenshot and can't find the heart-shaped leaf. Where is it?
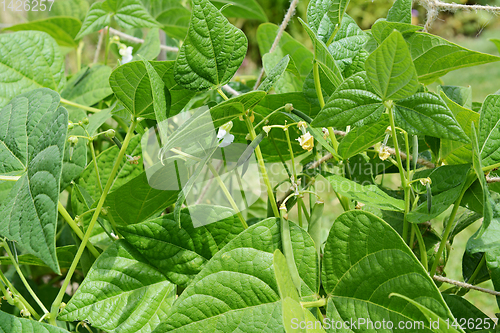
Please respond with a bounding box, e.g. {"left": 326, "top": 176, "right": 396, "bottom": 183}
{"left": 366, "top": 30, "right": 419, "bottom": 101}
{"left": 0, "top": 31, "right": 66, "bottom": 108}
{"left": 311, "top": 71, "right": 384, "bottom": 128}
{"left": 0, "top": 89, "right": 68, "bottom": 274}
{"left": 58, "top": 240, "right": 176, "bottom": 333}
{"left": 76, "top": 0, "right": 159, "bottom": 39}
{"left": 323, "top": 210, "right": 456, "bottom": 330}
{"left": 394, "top": 92, "right": 469, "bottom": 142}
{"left": 119, "top": 205, "right": 245, "bottom": 287}
{"left": 174, "top": 0, "right": 248, "bottom": 91}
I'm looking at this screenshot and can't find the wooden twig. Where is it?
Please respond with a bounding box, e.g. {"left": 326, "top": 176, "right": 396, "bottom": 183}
{"left": 93, "top": 29, "right": 105, "bottom": 64}
{"left": 433, "top": 275, "right": 500, "bottom": 297}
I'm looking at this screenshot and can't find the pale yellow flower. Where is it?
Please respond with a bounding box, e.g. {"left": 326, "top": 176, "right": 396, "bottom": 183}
{"left": 379, "top": 146, "right": 390, "bottom": 161}
{"left": 297, "top": 132, "right": 314, "bottom": 151}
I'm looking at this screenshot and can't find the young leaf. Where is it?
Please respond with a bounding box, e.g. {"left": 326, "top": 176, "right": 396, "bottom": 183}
{"left": 120, "top": 205, "right": 245, "bottom": 287}
{"left": 151, "top": 218, "right": 318, "bottom": 332}
{"left": 0, "top": 89, "right": 68, "bottom": 274}
{"left": 337, "top": 114, "right": 389, "bottom": 160}
{"left": 76, "top": 0, "right": 159, "bottom": 39}
{"left": 307, "top": 0, "right": 350, "bottom": 44}
{"left": 0, "top": 31, "right": 65, "bottom": 108}
{"left": 4, "top": 17, "right": 82, "bottom": 47}
{"left": 365, "top": 30, "right": 419, "bottom": 101}
{"left": 174, "top": 0, "right": 248, "bottom": 91}
{"left": 104, "top": 172, "right": 179, "bottom": 227}
{"left": 258, "top": 55, "right": 291, "bottom": 92}
{"left": 323, "top": 211, "right": 457, "bottom": 330}
{"left": 386, "top": 0, "right": 412, "bottom": 24}
{"left": 327, "top": 15, "right": 369, "bottom": 72}
{"left": 61, "top": 65, "right": 113, "bottom": 107}
{"left": 0, "top": 310, "right": 70, "bottom": 332}
{"left": 407, "top": 32, "right": 500, "bottom": 85}
{"left": 394, "top": 92, "right": 470, "bottom": 142}
{"left": 322, "top": 174, "right": 405, "bottom": 211}
{"left": 142, "top": 0, "right": 190, "bottom": 40}
{"left": 211, "top": 0, "right": 267, "bottom": 22}
{"left": 478, "top": 95, "right": 500, "bottom": 168}
{"left": 58, "top": 240, "right": 176, "bottom": 333}
{"left": 311, "top": 71, "right": 384, "bottom": 128}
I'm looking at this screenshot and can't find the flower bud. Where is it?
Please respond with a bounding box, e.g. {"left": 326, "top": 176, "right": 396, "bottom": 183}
{"left": 82, "top": 117, "right": 89, "bottom": 125}
{"left": 68, "top": 136, "right": 79, "bottom": 146}
{"left": 105, "top": 129, "right": 116, "bottom": 139}
{"left": 284, "top": 103, "right": 293, "bottom": 112}
{"left": 68, "top": 121, "right": 74, "bottom": 130}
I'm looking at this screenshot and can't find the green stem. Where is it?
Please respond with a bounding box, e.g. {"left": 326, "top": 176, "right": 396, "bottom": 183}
{"left": 284, "top": 128, "right": 297, "bottom": 184}
{"left": 482, "top": 161, "right": 500, "bottom": 173}
{"left": 244, "top": 117, "right": 280, "bottom": 217}
{"left": 207, "top": 164, "right": 248, "bottom": 229}
{"left": 217, "top": 88, "right": 229, "bottom": 101}
{"left": 467, "top": 254, "right": 486, "bottom": 284}
{"left": 412, "top": 224, "right": 428, "bottom": 271}
{"left": 301, "top": 298, "right": 327, "bottom": 308}
{"left": 57, "top": 202, "right": 100, "bottom": 258}
{"left": 76, "top": 41, "right": 84, "bottom": 72}
{"left": 49, "top": 121, "right": 137, "bottom": 324}
{"left": 0, "top": 175, "right": 21, "bottom": 181}
{"left": 298, "top": 199, "right": 310, "bottom": 223}
{"left": 2, "top": 242, "right": 49, "bottom": 314}
{"left": 387, "top": 101, "right": 410, "bottom": 243}
{"left": 0, "top": 269, "right": 39, "bottom": 320}
{"left": 104, "top": 26, "right": 110, "bottom": 66}
{"left": 429, "top": 174, "right": 473, "bottom": 277}
{"left": 327, "top": 127, "right": 339, "bottom": 153}
{"left": 88, "top": 140, "right": 103, "bottom": 194}
{"left": 60, "top": 98, "right": 101, "bottom": 113}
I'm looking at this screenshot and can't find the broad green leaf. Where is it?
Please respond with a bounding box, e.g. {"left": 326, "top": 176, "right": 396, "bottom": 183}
{"left": 337, "top": 114, "right": 388, "bottom": 160}
{"left": 119, "top": 205, "right": 244, "bottom": 287}
{"left": 61, "top": 65, "right": 113, "bottom": 107}
{"left": 86, "top": 108, "right": 113, "bottom": 136}
{"left": 110, "top": 60, "right": 194, "bottom": 119}
{"left": 299, "top": 18, "right": 343, "bottom": 88}
{"left": 142, "top": 57, "right": 169, "bottom": 141}
{"left": 58, "top": 240, "right": 176, "bottom": 333}
{"left": 327, "top": 15, "right": 369, "bottom": 72}
{"left": 394, "top": 92, "right": 469, "bottom": 142}
{"left": 0, "top": 31, "right": 65, "bottom": 108}
{"left": 413, "top": 164, "right": 471, "bottom": 196}
{"left": 438, "top": 85, "right": 472, "bottom": 109}
{"left": 370, "top": 19, "right": 422, "bottom": 44}
{"left": 152, "top": 218, "right": 318, "bottom": 332}
{"left": 366, "top": 30, "right": 419, "bottom": 101}
{"left": 442, "top": 294, "right": 494, "bottom": 333}
{"left": 258, "top": 55, "right": 291, "bottom": 92}
{"left": 50, "top": 0, "right": 89, "bottom": 21}
{"left": 78, "top": 135, "right": 143, "bottom": 201}
{"left": 142, "top": 0, "right": 190, "bottom": 40}
{"left": 390, "top": 293, "right": 463, "bottom": 333}
{"left": 322, "top": 174, "right": 405, "bottom": 211}
{"left": 0, "top": 310, "right": 70, "bottom": 332}
{"left": 134, "top": 28, "right": 161, "bottom": 60}
{"left": 211, "top": 0, "right": 267, "bottom": 22}
{"left": 174, "top": 0, "right": 247, "bottom": 91}
{"left": 323, "top": 211, "right": 456, "bottom": 331}
{"left": 4, "top": 17, "right": 82, "bottom": 47}
{"left": 311, "top": 71, "right": 384, "bottom": 128}
{"left": 439, "top": 92, "right": 479, "bottom": 165}
{"left": 407, "top": 186, "right": 463, "bottom": 224}
{"left": 407, "top": 32, "right": 500, "bottom": 85}
{"left": 306, "top": 0, "right": 350, "bottom": 44}
{"left": 76, "top": 0, "right": 159, "bottom": 39}
{"left": 104, "top": 171, "right": 178, "bottom": 227}
{"left": 386, "top": 0, "right": 412, "bottom": 23}
{"left": 342, "top": 48, "right": 368, "bottom": 78}
{"left": 257, "top": 23, "right": 314, "bottom": 90}
{"left": 478, "top": 95, "right": 500, "bottom": 168}
{"left": 0, "top": 89, "right": 68, "bottom": 274}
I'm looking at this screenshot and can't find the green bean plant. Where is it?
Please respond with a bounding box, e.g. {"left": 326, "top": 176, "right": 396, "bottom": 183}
{"left": 1, "top": 0, "right": 500, "bottom": 332}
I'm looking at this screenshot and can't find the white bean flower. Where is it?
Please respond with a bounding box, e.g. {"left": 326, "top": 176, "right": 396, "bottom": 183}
{"left": 119, "top": 45, "right": 133, "bottom": 64}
